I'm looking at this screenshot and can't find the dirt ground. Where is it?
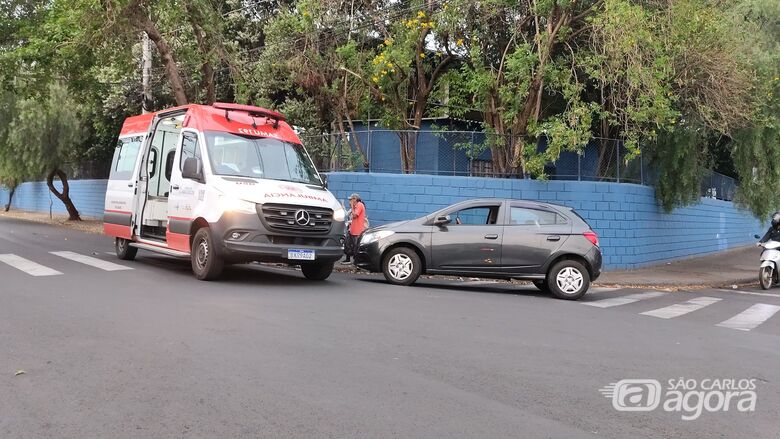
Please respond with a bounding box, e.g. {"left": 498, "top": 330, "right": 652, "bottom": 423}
{"left": 0, "top": 209, "right": 103, "bottom": 235}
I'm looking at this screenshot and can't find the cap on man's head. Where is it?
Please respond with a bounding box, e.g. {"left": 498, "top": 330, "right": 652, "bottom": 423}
{"left": 349, "top": 193, "right": 361, "bottom": 200}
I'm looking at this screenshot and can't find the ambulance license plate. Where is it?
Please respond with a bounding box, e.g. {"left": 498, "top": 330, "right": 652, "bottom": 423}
{"left": 288, "top": 249, "right": 315, "bottom": 261}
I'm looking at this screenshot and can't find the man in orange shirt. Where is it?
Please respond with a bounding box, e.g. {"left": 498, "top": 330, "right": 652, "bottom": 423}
{"left": 343, "top": 193, "right": 367, "bottom": 264}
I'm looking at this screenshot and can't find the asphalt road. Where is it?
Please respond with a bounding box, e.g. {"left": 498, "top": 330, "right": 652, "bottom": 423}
{"left": 1, "top": 217, "right": 779, "bottom": 438}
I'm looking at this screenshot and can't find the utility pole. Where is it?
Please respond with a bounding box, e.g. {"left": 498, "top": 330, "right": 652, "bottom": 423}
{"left": 141, "top": 31, "right": 152, "bottom": 114}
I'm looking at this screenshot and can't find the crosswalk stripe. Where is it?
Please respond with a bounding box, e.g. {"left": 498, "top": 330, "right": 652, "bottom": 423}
{"left": 0, "top": 254, "right": 62, "bottom": 276}
{"left": 640, "top": 296, "right": 721, "bottom": 319}
{"left": 583, "top": 291, "right": 666, "bottom": 308}
{"left": 50, "top": 251, "right": 133, "bottom": 272}
{"left": 716, "top": 304, "right": 780, "bottom": 331}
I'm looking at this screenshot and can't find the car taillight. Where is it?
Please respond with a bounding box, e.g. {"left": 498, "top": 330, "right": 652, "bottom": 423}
{"left": 584, "top": 231, "right": 599, "bottom": 247}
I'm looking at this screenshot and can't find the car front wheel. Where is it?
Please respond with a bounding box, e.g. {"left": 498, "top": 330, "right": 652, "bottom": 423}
{"left": 547, "top": 260, "right": 590, "bottom": 300}
{"left": 191, "top": 228, "right": 224, "bottom": 281}
{"left": 382, "top": 247, "right": 422, "bottom": 286}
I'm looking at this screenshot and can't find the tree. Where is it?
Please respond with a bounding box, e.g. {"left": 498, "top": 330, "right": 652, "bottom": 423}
{"left": 369, "top": 1, "right": 455, "bottom": 173}
{"left": 5, "top": 84, "right": 87, "bottom": 220}
{"left": 255, "top": 0, "right": 375, "bottom": 168}
{"left": 0, "top": 91, "right": 24, "bottom": 212}
{"left": 442, "top": 0, "right": 602, "bottom": 176}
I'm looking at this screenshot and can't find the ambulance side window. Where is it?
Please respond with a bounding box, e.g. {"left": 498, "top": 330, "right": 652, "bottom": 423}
{"left": 110, "top": 136, "right": 142, "bottom": 180}
{"left": 180, "top": 133, "right": 201, "bottom": 171}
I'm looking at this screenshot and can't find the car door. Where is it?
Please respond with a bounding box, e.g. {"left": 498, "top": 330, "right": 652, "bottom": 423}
{"left": 167, "top": 130, "right": 206, "bottom": 252}
{"left": 430, "top": 202, "right": 504, "bottom": 272}
{"left": 104, "top": 135, "right": 144, "bottom": 239}
{"left": 500, "top": 204, "right": 571, "bottom": 274}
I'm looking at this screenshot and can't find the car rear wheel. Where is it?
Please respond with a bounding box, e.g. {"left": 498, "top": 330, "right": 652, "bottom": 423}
{"left": 547, "top": 260, "right": 590, "bottom": 300}
{"left": 115, "top": 238, "right": 137, "bottom": 261}
{"left": 382, "top": 247, "right": 422, "bottom": 286}
{"left": 191, "top": 228, "right": 224, "bottom": 281}
{"left": 301, "top": 262, "right": 334, "bottom": 281}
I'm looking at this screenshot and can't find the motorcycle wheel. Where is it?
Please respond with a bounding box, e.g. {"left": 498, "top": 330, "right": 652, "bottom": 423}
{"left": 759, "top": 266, "right": 773, "bottom": 290}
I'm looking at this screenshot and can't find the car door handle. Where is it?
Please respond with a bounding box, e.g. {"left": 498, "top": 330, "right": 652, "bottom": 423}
{"left": 127, "top": 183, "right": 133, "bottom": 187}
{"left": 547, "top": 235, "right": 561, "bottom": 241}
{"left": 484, "top": 234, "right": 499, "bottom": 240}
{"left": 171, "top": 185, "right": 180, "bottom": 191}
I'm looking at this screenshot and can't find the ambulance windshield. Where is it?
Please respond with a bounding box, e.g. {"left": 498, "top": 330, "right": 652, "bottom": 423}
{"left": 204, "top": 131, "right": 321, "bottom": 185}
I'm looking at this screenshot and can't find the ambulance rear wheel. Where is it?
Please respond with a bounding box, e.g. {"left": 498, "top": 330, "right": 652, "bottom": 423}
{"left": 115, "top": 238, "right": 137, "bottom": 261}
{"left": 192, "top": 228, "right": 224, "bottom": 280}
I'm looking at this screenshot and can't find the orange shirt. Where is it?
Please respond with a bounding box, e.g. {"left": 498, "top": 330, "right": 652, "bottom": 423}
{"left": 349, "top": 201, "right": 366, "bottom": 236}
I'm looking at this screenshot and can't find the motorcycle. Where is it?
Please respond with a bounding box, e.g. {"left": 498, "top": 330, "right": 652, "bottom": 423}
{"left": 755, "top": 235, "right": 780, "bottom": 290}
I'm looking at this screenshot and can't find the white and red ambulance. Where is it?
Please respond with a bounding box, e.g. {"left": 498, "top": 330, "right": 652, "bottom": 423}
{"left": 103, "top": 103, "right": 345, "bottom": 280}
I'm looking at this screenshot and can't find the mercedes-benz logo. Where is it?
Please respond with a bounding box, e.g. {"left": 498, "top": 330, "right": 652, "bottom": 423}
{"left": 294, "top": 209, "right": 311, "bottom": 226}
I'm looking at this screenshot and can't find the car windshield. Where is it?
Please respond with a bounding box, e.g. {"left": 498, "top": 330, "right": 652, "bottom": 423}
{"left": 204, "top": 131, "right": 321, "bottom": 185}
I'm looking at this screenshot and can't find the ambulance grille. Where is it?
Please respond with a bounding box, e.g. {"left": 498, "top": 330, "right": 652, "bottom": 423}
{"left": 259, "top": 204, "right": 333, "bottom": 234}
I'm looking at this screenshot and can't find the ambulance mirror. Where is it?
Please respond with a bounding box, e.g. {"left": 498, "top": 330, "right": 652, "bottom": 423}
{"left": 182, "top": 157, "right": 204, "bottom": 182}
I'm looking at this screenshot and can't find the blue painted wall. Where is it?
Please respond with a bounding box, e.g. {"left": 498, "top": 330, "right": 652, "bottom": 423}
{"left": 326, "top": 172, "right": 762, "bottom": 270}
{"left": 0, "top": 174, "right": 762, "bottom": 270}
{"left": 0, "top": 180, "right": 107, "bottom": 219}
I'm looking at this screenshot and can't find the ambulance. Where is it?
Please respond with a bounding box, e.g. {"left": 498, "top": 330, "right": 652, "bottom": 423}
{"left": 103, "top": 103, "right": 346, "bottom": 280}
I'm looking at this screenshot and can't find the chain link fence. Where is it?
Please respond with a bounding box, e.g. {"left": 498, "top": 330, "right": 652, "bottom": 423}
{"left": 301, "top": 129, "right": 736, "bottom": 201}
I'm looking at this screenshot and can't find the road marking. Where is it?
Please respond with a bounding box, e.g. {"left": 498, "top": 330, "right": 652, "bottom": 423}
{"left": 716, "top": 304, "right": 780, "bottom": 331}
{"left": 640, "top": 296, "right": 721, "bottom": 319}
{"left": 0, "top": 254, "right": 62, "bottom": 276}
{"left": 583, "top": 291, "right": 666, "bottom": 308}
{"left": 717, "top": 289, "right": 780, "bottom": 299}
{"left": 50, "top": 251, "right": 133, "bottom": 271}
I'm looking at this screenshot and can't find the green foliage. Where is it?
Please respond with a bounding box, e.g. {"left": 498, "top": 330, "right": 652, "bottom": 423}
{"left": 651, "top": 127, "right": 709, "bottom": 212}
{"left": 0, "top": 0, "right": 778, "bottom": 216}
{"left": 5, "top": 83, "right": 86, "bottom": 178}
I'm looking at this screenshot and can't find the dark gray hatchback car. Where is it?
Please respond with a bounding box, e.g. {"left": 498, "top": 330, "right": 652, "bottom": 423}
{"left": 354, "top": 198, "right": 602, "bottom": 300}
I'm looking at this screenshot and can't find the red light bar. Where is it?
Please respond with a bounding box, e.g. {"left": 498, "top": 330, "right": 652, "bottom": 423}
{"left": 212, "top": 102, "right": 286, "bottom": 122}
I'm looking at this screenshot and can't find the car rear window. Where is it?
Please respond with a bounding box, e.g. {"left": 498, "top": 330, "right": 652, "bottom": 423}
{"left": 568, "top": 209, "right": 591, "bottom": 225}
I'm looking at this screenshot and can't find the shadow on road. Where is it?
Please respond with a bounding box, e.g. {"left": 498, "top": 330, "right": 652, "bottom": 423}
{"left": 356, "top": 277, "right": 548, "bottom": 298}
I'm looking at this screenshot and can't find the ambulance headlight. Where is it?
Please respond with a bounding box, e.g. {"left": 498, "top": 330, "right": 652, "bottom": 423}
{"left": 361, "top": 230, "right": 395, "bottom": 245}
{"left": 333, "top": 207, "right": 346, "bottom": 222}
{"left": 220, "top": 196, "right": 256, "bottom": 214}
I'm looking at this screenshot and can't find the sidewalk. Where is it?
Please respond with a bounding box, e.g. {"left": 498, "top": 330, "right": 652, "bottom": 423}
{"left": 595, "top": 246, "right": 759, "bottom": 289}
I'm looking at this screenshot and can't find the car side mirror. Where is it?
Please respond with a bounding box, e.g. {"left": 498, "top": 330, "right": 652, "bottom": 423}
{"left": 321, "top": 174, "right": 328, "bottom": 189}
{"left": 182, "top": 157, "right": 204, "bottom": 182}
{"left": 433, "top": 215, "right": 451, "bottom": 226}
{"left": 755, "top": 234, "right": 761, "bottom": 239}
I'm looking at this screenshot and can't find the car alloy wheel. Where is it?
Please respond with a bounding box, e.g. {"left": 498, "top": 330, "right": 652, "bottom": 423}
{"left": 388, "top": 253, "right": 413, "bottom": 281}
{"left": 547, "top": 260, "right": 590, "bottom": 300}
{"left": 382, "top": 247, "right": 422, "bottom": 286}
{"left": 556, "top": 267, "right": 584, "bottom": 294}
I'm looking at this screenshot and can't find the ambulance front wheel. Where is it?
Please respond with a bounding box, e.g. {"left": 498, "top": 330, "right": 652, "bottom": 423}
{"left": 115, "top": 238, "right": 137, "bottom": 261}
{"left": 300, "top": 261, "right": 334, "bottom": 281}
{"left": 191, "top": 228, "right": 224, "bottom": 280}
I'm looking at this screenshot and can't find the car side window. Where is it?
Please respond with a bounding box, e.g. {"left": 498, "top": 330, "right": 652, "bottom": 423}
{"left": 510, "top": 207, "right": 566, "bottom": 226}
{"left": 450, "top": 206, "right": 500, "bottom": 225}
{"left": 180, "top": 133, "right": 201, "bottom": 171}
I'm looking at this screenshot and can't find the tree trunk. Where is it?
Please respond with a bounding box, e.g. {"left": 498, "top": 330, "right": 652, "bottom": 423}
{"left": 4, "top": 185, "right": 15, "bottom": 212}
{"left": 46, "top": 168, "right": 81, "bottom": 221}
{"left": 129, "top": 9, "right": 189, "bottom": 106}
